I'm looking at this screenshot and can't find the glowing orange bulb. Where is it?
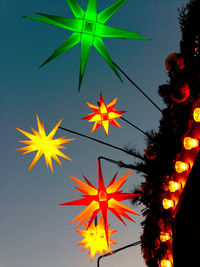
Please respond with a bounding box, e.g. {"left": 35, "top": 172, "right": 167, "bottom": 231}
{"left": 159, "top": 259, "right": 172, "bottom": 267}
{"left": 162, "top": 199, "right": 175, "bottom": 209}
{"left": 168, "top": 181, "right": 182, "bottom": 192}
{"left": 183, "top": 137, "right": 199, "bottom": 150}
{"left": 175, "top": 161, "right": 190, "bottom": 173}
{"left": 193, "top": 108, "right": 200, "bottom": 122}
{"left": 160, "top": 232, "right": 171, "bottom": 242}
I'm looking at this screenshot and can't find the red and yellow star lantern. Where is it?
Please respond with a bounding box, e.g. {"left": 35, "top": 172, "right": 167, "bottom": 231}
{"left": 76, "top": 216, "right": 117, "bottom": 261}
{"left": 60, "top": 159, "right": 140, "bottom": 243}
{"left": 82, "top": 93, "right": 126, "bottom": 135}
{"left": 16, "top": 114, "right": 75, "bottom": 172}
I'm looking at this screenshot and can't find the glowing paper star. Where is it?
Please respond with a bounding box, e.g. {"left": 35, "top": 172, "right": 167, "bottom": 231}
{"left": 16, "top": 115, "right": 75, "bottom": 172}
{"left": 76, "top": 216, "right": 117, "bottom": 261}
{"left": 60, "top": 159, "right": 140, "bottom": 243}
{"left": 24, "top": 0, "right": 150, "bottom": 91}
{"left": 82, "top": 93, "right": 126, "bottom": 135}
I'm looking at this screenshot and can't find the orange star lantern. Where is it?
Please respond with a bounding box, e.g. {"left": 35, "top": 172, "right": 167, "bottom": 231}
{"left": 82, "top": 93, "right": 126, "bottom": 135}
{"left": 60, "top": 159, "right": 140, "bottom": 243}
{"left": 76, "top": 216, "right": 117, "bottom": 261}
{"left": 16, "top": 114, "right": 75, "bottom": 172}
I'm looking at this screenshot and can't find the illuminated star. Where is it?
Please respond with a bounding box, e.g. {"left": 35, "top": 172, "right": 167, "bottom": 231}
{"left": 60, "top": 159, "right": 140, "bottom": 243}
{"left": 24, "top": 0, "right": 150, "bottom": 91}
{"left": 82, "top": 93, "right": 126, "bottom": 135}
{"left": 16, "top": 114, "right": 75, "bottom": 172}
{"left": 76, "top": 216, "right": 117, "bottom": 261}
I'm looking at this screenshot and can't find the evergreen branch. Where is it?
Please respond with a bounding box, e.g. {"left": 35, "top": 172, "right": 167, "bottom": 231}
{"left": 98, "top": 156, "right": 147, "bottom": 174}
{"left": 123, "top": 144, "right": 144, "bottom": 160}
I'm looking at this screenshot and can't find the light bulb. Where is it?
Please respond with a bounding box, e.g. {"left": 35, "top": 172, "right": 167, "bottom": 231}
{"left": 160, "top": 232, "right": 171, "bottom": 242}
{"left": 183, "top": 137, "right": 199, "bottom": 150}
{"left": 159, "top": 259, "right": 172, "bottom": 267}
{"left": 193, "top": 108, "right": 200, "bottom": 122}
{"left": 168, "top": 181, "right": 182, "bottom": 192}
{"left": 175, "top": 161, "right": 190, "bottom": 173}
{"left": 162, "top": 199, "right": 175, "bottom": 209}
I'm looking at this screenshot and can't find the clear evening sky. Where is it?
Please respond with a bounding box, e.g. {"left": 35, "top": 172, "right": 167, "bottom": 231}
{"left": 1, "top": 0, "right": 188, "bottom": 266}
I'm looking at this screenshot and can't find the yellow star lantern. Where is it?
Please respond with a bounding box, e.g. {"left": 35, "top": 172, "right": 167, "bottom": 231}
{"left": 16, "top": 114, "right": 75, "bottom": 172}
{"left": 82, "top": 93, "right": 126, "bottom": 135}
{"left": 76, "top": 216, "right": 117, "bottom": 261}
{"left": 60, "top": 159, "right": 140, "bottom": 243}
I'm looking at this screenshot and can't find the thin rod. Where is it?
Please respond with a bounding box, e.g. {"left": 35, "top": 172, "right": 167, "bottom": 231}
{"left": 120, "top": 117, "right": 150, "bottom": 137}
{"left": 96, "top": 101, "right": 149, "bottom": 137}
{"left": 58, "top": 126, "right": 143, "bottom": 160}
{"left": 112, "top": 61, "right": 162, "bottom": 113}
{"left": 98, "top": 156, "right": 146, "bottom": 173}
{"left": 97, "top": 241, "right": 141, "bottom": 267}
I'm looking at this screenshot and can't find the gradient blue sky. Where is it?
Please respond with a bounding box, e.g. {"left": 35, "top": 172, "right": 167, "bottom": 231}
{"left": 1, "top": 0, "right": 188, "bottom": 266}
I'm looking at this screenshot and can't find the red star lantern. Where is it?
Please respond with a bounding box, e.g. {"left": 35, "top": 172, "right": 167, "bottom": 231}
{"left": 82, "top": 93, "right": 126, "bottom": 135}
{"left": 60, "top": 159, "right": 140, "bottom": 243}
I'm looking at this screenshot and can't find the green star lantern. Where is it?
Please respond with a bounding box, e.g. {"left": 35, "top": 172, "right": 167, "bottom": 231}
{"left": 25, "top": 0, "right": 150, "bottom": 90}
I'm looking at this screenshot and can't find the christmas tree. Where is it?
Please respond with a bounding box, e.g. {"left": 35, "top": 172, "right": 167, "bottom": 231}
{"left": 127, "top": 0, "right": 200, "bottom": 266}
